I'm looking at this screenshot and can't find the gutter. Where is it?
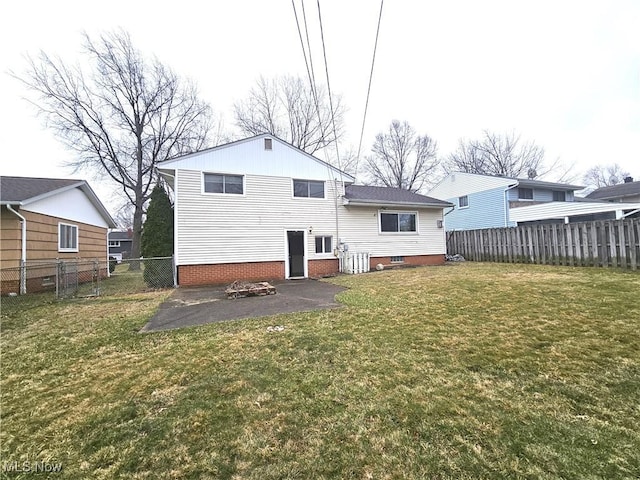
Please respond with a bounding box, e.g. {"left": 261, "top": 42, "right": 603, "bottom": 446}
{"left": 6, "top": 204, "right": 27, "bottom": 294}
{"left": 343, "top": 198, "right": 453, "bottom": 209}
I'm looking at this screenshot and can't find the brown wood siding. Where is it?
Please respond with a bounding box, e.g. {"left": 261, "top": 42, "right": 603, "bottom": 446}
{"left": 1, "top": 209, "right": 21, "bottom": 268}
{"left": 1, "top": 209, "right": 108, "bottom": 269}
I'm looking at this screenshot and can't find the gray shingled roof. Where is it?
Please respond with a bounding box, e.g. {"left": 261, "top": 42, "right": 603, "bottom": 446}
{"left": 1, "top": 176, "right": 82, "bottom": 203}
{"left": 345, "top": 185, "right": 452, "bottom": 207}
{"left": 515, "top": 177, "right": 584, "bottom": 190}
{"left": 586, "top": 180, "right": 640, "bottom": 200}
{"left": 109, "top": 231, "right": 133, "bottom": 241}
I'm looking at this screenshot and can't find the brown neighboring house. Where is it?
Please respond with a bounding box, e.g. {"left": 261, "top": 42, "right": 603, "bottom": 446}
{"left": 1, "top": 176, "right": 116, "bottom": 294}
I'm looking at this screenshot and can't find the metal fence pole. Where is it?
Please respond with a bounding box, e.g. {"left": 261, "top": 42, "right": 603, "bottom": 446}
{"left": 19, "top": 260, "right": 26, "bottom": 295}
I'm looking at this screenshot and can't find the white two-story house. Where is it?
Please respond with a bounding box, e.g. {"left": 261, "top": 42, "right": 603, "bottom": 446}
{"left": 158, "top": 134, "right": 452, "bottom": 286}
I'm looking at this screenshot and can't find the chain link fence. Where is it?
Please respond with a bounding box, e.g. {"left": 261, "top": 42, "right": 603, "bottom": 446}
{"left": 1, "top": 257, "right": 175, "bottom": 311}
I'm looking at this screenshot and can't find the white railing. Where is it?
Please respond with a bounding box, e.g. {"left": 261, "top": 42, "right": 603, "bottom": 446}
{"left": 338, "top": 251, "right": 371, "bottom": 274}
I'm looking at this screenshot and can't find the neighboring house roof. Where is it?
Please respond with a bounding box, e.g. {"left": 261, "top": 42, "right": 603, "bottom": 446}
{"left": 508, "top": 201, "right": 640, "bottom": 223}
{"left": 344, "top": 185, "right": 452, "bottom": 208}
{"left": 515, "top": 177, "right": 584, "bottom": 191}
{"left": 0, "top": 175, "right": 116, "bottom": 228}
{"left": 109, "top": 231, "right": 133, "bottom": 241}
{"left": 586, "top": 180, "right": 640, "bottom": 200}
{"left": 428, "top": 172, "right": 584, "bottom": 199}
{"left": 159, "top": 133, "right": 355, "bottom": 183}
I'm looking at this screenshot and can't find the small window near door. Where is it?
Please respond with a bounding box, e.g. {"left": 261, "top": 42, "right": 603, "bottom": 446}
{"left": 315, "top": 235, "right": 332, "bottom": 254}
{"left": 552, "top": 190, "right": 566, "bottom": 202}
{"left": 518, "top": 187, "right": 534, "bottom": 200}
{"left": 458, "top": 195, "right": 469, "bottom": 208}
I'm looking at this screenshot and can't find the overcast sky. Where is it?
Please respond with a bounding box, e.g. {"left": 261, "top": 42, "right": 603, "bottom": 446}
{"left": 1, "top": 0, "right": 639, "bottom": 207}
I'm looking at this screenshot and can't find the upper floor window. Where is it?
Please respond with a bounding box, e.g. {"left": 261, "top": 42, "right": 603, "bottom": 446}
{"left": 108, "top": 240, "right": 120, "bottom": 247}
{"left": 380, "top": 212, "right": 417, "bottom": 233}
{"left": 59, "top": 223, "right": 78, "bottom": 252}
{"left": 458, "top": 195, "right": 469, "bottom": 208}
{"left": 518, "top": 187, "right": 533, "bottom": 200}
{"left": 552, "top": 190, "right": 566, "bottom": 202}
{"left": 264, "top": 138, "right": 273, "bottom": 150}
{"left": 293, "top": 179, "right": 324, "bottom": 198}
{"left": 204, "top": 173, "right": 244, "bottom": 194}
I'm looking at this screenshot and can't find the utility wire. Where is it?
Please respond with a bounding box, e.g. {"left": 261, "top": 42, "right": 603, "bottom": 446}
{"left": 316, "top": 0, "right": 342, "bottom": 174}
{"left": 355, "top": 0, "right": 384, "bottom": 178}
{"left": 300, "top": 0, "right": 319, "bottom": 105}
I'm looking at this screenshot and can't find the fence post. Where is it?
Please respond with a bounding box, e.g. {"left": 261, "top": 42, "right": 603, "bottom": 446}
{"left": 172, "top": 255, "right": 178, "bottom": 287}
{"left": 19, "top": 260, "right": 26, "bottom": 295}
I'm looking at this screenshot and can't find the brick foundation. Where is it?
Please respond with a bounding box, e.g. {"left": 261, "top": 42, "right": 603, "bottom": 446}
{"left": 370, "top": 254, "right": 445, "bottom": 269}
{"left": 308, "top": 259, "right": 339, "bottom": 278}
{"left": 178, "top": 259, "right": 341, "bottom": 286}
{"left": 178, "top": 261, "right": 286, "bottom": 286}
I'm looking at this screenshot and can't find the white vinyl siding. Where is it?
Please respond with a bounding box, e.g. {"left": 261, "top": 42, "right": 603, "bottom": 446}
{"left": 339, "top": 207, "right": 445, "bottom": 257}
{"left": 177, "top": 171, "right": 340, "bottom": 265}
{"left": 176, "top": 170, "right": 447, "bottom": 265}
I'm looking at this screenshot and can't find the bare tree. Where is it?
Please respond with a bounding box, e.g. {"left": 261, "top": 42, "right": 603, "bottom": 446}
{"left": 446, "top": 130, "right": 551, "bottom": 178}
{"left": 364, "top": 120, "right": 439, "bottom": 192}
{"left": 14, "top": 30, "right": 214, "bottom": 261}
{"left": 583, "top": 163, "right": 631, "bottom": 189}
{"left": 234, "top": 75, "right": 344, "bottom": 156}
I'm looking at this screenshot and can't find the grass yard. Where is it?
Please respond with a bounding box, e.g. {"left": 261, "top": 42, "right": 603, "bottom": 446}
{"left": 1, "top": 263, "right": 639, "bottom": 479}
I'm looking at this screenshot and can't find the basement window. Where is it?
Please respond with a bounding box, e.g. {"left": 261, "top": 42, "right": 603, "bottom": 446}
{"left": 58, "top": 223, "right": 78, "bottom": 252}
{"left": 390, "top": 256, "right": 404, "bottom": 263}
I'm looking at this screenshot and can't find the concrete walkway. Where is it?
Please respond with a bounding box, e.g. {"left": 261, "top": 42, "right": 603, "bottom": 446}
{"left": 141, "top": 279, "right": 346, "bottom": 332}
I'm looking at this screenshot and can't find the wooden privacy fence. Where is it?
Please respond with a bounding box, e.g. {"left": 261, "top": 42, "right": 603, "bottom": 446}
{"left": 447, "top": 218, "right": 640, "bottom": 270}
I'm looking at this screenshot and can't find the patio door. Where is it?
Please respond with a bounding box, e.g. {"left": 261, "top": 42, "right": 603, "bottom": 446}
{"left": 287, "top": 230, "right": 305, "bottom": 278}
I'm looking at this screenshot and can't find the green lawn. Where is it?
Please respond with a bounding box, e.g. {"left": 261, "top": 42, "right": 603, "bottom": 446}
{"left": 1, "top": 263, "right": 639, "bottom": 479}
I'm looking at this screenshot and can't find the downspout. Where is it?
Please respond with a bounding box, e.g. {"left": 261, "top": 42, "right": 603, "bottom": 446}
{"left": 7, "top": 204, "right": 27, "bottom": 294}
{"left": 504, "top": 184, "right": 518, "bottom": 227}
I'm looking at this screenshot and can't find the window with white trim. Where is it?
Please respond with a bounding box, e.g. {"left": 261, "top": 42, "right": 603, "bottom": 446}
{"left": 293, "top": 179, "right": 324, "bottom": 198}
{"left": 203, "top": 173, "right": 244, "bottom": 194}
{"left": 390, "top": 256, "right": 404, "bottom": 263}
{"left": 315, "top": 236, "right": 332, "bottom": 254}
{"left": 59, "top": 223, "right": 78, "bottom": 252}
{"left": 380, "top": 212, "right": 417, "bottom": 233}
{"left": 458, "top": 195, "right": 469, "bottom": 208}
{"left": 109, "top": 240, "right": 120, "bottom": 247}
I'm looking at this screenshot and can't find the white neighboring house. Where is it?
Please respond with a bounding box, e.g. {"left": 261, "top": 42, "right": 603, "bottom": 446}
{"left": 158, "top": 134, "right": 452, "bottom": 286}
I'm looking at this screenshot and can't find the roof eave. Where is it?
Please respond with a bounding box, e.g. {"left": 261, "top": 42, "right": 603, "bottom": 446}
{"left": 343, "top": 198, "right": 453, "bottom": 209}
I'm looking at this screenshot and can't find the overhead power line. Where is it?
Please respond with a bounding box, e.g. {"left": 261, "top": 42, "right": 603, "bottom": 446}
{"left": 355, "top": 0, "right": 385, "bottom": 177}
